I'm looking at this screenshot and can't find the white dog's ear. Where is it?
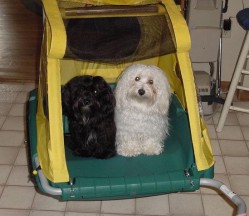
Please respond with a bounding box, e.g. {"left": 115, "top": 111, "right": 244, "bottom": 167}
{"left": 115, "top": 67, "right": 131, "bottom": 109}
{"left": 155, "top": 89, "right": 171, "bottom": 115}
{"left": 151, "top": 67, "right": 172, "bottom": 115}
{"left": 114, "top": 75, "right": 126, "bottom": 109}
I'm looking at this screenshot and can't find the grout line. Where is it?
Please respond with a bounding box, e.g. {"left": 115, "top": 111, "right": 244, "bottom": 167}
{"left": 29, "top": 190, "right": 37, "bottom": 216}
{"left": 0, "top": 116, "right": 7, "bottom": 130}
{"left": 199, "top": 189, "right": 206, "bottom": 216}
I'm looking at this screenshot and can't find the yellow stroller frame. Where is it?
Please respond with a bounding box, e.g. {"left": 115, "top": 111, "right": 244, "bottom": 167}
{"left": 27, "top": 0, "right": 246, "bottom": 214}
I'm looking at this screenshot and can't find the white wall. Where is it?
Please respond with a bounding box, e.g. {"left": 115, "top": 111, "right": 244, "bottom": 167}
{"left": 189, "top": 0, "right": 249, "bottom": 84}
{"left": 221, "top": 0, "right": 249, "bottom": 82}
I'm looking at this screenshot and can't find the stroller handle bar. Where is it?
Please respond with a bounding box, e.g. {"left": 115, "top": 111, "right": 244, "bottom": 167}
{"left": 200, "top": 178, "right": 247, "bottom": 216}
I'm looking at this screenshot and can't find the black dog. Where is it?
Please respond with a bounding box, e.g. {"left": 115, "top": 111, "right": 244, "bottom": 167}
{"left": 62, "top": 75, "right": 116, "bottom": 159}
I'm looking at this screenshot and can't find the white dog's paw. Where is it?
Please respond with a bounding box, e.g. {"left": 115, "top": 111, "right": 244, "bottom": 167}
{"left": 116, "top": 141, "right": 142, "bottom": 157}
{"left": 142, "top": 141, "right": 163, "bottom": 155}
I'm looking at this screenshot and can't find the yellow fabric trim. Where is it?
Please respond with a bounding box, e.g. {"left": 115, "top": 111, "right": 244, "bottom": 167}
{"left": 200, "top": 118, "right": 215, "bottom": 167}
{"left": 47, "top": 58, "right": 69, "bottom": 182}
{"left": 162, "top": 0, "right": 191, "bottom": 53}
{"left": 37, "top": 0, "right": 69, "bottom": 182}
{"left": 43, "top": 0, "right": 66, "bottom": 58}
{"left": 37, "top": 82, "right": 50, "bottom": 178}
{"left": 177, "top": 53, "right": 214, "bottom": 170}
{"left": 37, "top": 25, "right": 69, "bottom": 182}
{"left": 37, "top": 31, "right": 52, "bottom": 182}
{"left": 163, "top": 0, "right": 214, "bottom": 170}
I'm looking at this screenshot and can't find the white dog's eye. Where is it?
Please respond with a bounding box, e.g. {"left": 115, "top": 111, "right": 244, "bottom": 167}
{"left": 148, "top": 80, "right": 153, "bottom": 85}
{"left": 135, "top": 77, "right": 140, "bottom": 81}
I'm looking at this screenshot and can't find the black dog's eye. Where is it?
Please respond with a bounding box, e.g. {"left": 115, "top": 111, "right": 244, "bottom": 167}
{"left": 148, "top": 80, "right": 153, "bottom": 85}
{"left": 94, "top": 90, "right": 98, "bottom": 94}
{"left": 135, "top": 77, "right": 140, "bottom": 81}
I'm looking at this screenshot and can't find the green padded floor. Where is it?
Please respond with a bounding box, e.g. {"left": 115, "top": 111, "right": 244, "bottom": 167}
{"left": 64, "top": 94, "right": 194, "bottom": 178}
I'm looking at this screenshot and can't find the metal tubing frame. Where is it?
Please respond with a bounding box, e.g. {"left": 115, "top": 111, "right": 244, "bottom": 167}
{"left": 34, "top": 155, "right": 62, "bottom": 196}
{"left": 200, "top": 178, "right": 247, "bottom": 215}
{"left": 33, "top": 158, "right": 248, "bottom": 215}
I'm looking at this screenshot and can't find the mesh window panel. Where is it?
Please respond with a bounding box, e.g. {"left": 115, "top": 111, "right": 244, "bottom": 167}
{"left": 64, "top": 15, "right": 176, "bottom": 64}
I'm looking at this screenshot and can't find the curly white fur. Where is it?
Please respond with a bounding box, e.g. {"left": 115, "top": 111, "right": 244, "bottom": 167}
{"left": 115, "top": 64, "right": 171, "bottom": 157}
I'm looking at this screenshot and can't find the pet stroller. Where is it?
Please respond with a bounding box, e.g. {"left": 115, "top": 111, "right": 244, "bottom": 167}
{"left": 27, "top": 0, "right": 246, "bottom": 214}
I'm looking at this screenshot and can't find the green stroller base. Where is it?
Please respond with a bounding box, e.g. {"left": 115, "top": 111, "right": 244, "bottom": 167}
{"left": 28, "top": 89, "right": 214, "bottom": 201}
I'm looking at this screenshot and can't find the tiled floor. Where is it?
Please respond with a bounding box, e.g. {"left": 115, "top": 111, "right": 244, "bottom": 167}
{"left": 0, "top": 82, "right": 248, "bottom": 216}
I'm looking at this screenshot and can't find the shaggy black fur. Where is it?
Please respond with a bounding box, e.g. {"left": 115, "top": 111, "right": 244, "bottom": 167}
{"left": 62, "top": 75, "right": 116, "bottom": 159}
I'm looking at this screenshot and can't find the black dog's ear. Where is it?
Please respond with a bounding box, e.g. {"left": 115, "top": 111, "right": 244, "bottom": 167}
{"left": 106, "top": 85, "right": 116, "bottom": 108}
{"left": 61, "top": 85, "right": 72, "bottom": 116}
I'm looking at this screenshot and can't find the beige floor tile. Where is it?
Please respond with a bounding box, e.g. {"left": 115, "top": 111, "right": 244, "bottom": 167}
{"left": 0, "top": 103, "right": 12, "bottom": 116}
{"left": 0, "top": 92, "right": 18, "bottom": 103}
{"left": 101, "top": 199, "right": 135, "bottom": 215}
{"left": 32, "top": 192, "right": 67, "bottom": 211}
{"left": 202, "top": 194, "right": 235, "bottom": 216}
{"left": 213, "top": 112, "right": 239, "bottom": 126}
{"left": 7, "top": 165, "right": 33, "bottom": 186}
{"left": 15, "top": 147, "right": 29, "bottom": 165}
{"left": 206, "top": 125, "right": 217, "bottom": 139}
{"left": 66, "top": 200, "right": 101, "bottom": 213}
{"left": 65, "top": 213, "right": 99, "bottom": 216}
{"left": 136, "top": 194, "right": 169, "bottom": 215}
{"left": 23, "top": 83, "right": 37, "bottom": 92}
{"left": 0, "top": 147, "right": 19, "bottom": 164}
{"left": 203, "top": 116, "right": 213, "bottom": 125}
{"left": 237, "top": 112, "right": 249, "bottom": 126}
{"left": 0, "top": 116, "right": 6, "bottom": 128}
{"left": 0, "top": 131, "right": 25, "bottom": 147}
{"left": 216, "top": 125, "right": 244, "bottom": 140}
{"left": 210, "top": 139, "right": 221, "bottom": 155}
{"left": 229, "top": 175, "right": 249, "bottom": 196}
{"left": 1, "top": 116, "right": 25, "bottom": 131}
{"left": 224, "top": 156, "right": 249, "bottom": 174}
{"left": 169, "top": 193, "right": 204, "bottom": 215}
{"left": 9, "top": 103, "right": 26, "bottom": 116}
{"left": 0, "top": 186, "right": 36, "bottom": 209}
{"left": 219, "top": 140, "right": 249, "bottom": 156}
{"left": 15, "top": 92, "right": 29, "bottom": 103}
{"left": 0, "top": 165, "right": 12, "bottom": 184}
{"left": 29, "top": 210, "right": 65, "bottom": 216}
{"left": 241, "top": 126, "right": 249, "bottom": 140}
{"left": 0, "top": 209, "right": 30, "bottom": 216}
{"left": 0, "top": 83, "right": 24, "bottom": 92}
{"left": 214, "top": 156, "right": 226, "bottom": 174}
{"left": 101, "top": 214, "right": 133, "bottom": 216}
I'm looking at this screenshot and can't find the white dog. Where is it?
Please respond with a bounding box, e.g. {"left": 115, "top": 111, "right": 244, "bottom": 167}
{"left": 115, "top": 64, "right": 171, "bottom": 157}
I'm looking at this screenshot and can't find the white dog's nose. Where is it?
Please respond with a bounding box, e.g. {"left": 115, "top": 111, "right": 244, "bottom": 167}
{"left": 138, "top": 89, "right": 145, "bottom": 96}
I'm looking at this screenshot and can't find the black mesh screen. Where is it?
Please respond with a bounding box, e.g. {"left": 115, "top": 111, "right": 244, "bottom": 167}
{"left": 64, "top": 15, "right": 176, "bottom": 64}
